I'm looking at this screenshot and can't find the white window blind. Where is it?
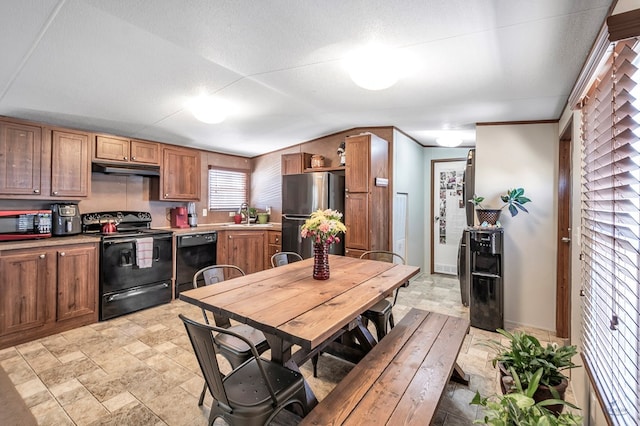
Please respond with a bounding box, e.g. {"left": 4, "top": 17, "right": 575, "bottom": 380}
{"left": 208, "top": 168, "right": 248, "bottom": 210}
{"left": 580, "top": 37, "right": 640, "bottom": 425}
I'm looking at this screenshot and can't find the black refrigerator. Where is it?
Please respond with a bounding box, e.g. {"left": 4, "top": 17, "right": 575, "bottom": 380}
{"left": 457, "top": 148, "right": 475, "bottom": 306}
{"left": 281, "top": 172, "right": 345, "bottom": 259}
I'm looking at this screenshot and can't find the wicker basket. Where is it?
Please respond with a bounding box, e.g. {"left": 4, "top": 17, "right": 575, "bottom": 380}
{"left": 476, "top": 209, "right": 502, "bottom": 225}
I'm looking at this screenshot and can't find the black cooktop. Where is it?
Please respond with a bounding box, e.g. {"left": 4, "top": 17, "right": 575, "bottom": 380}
{"left": 81, "top": 211, "right": 171, "bottom": 237}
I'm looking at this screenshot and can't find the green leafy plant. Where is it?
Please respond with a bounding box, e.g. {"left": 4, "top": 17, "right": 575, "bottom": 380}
{"left": 470, "top": 188, "right": 531, "bottom": 217}
{"left": 485, "top": 329, "right": 578, "bottom": 389}
{"left": 471, "top": 368, "right": 582, "bottom": 425}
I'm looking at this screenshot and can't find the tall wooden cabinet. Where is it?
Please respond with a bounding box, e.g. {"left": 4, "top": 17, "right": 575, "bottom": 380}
{"left": 344, "top": 133, "right": 389, "bottom": 258}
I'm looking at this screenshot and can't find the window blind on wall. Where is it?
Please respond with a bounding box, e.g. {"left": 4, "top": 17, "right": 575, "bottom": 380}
{"left": 208, "top": 167, "right": 248, "bottom": 210}
{"left": 580, "top": 37, "right": 640, "bottom": 425}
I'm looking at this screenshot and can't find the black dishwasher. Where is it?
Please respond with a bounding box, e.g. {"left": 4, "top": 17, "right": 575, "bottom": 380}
{"left": 175, "top": 231, "right": 217, "bottom": 297}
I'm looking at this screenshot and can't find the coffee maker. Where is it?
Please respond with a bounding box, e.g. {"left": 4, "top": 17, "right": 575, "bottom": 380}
{"left": 170, "top": 207, "right": 189, "bottom": 228}
{"left": 51, "top": 203, "right": 82, "bottom": 236}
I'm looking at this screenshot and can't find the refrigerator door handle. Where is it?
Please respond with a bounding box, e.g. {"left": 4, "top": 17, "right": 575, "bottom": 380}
{"left": 282, "top": 215, "right": 309, "bottom": 221}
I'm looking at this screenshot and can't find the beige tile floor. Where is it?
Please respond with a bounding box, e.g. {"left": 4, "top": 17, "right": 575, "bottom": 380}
{"left": 0, "top": 273, "right": 573, "bottom": 425}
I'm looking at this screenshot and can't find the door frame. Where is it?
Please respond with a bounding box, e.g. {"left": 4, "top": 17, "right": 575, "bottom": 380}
{"left": 430, "top": 157, "right": 465, "bottom": 274}
{"left": 556, "top": 120, "right": 572, "bottom": 338}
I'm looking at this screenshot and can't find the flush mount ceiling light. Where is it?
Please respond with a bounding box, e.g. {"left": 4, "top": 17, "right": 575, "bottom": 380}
{"left": 188, "top": 94, "right": 227, "bottom": 124}
{"left": 436, "top": 136, "right": 463, "bottom": 147}
{"left": 344, "top": 44, "right": 403, "bottom": 91}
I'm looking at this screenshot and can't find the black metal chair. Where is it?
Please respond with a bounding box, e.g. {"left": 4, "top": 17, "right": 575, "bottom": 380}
{"left": 359, "top": 250, "right": 407, "bottom": 341}
{"left": 192, "top": 264, "right": 269, "bottom": 405}
{"left": 270, "top": 251, "right": 303, "bottom": 268}
{"left": 179, "top": 314, "right": 307, "bottom": 426}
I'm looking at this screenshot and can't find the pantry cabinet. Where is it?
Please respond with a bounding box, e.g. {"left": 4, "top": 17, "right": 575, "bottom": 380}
{"left": 344, "top": 133, "right": 389, "bottom": 258}
{"left": 0, "top": 242, "right": 99, "bottom": 349}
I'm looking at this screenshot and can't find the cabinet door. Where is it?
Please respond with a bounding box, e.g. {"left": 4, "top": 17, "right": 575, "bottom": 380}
{"left": 0, "top": 122, "right": 42, "bottom": 195}
{"left": 161, "top": 147, "right": 200, "bottom": 200}
{"left": 345, "top": 192, "right": 369, "bottom": 250}
{"left": 226, "top": 231, "right": 265, "bottom": 274}
{"left": 0, "top": 250, "right": 54, "bottom": 335}
{"left": 56, "top": 245, "right": 98, "bottom": 322}
{"left": 95, "top": 135, "right": 130, "bottom": 162}
{"left": 51, "top": 130, "right": 90, "bottom": 197}
{"left": 130, "top": 139, "right": 159, "bottom": 164}
{"left": 345, "top": 135, "right": 370, "bottom": 193}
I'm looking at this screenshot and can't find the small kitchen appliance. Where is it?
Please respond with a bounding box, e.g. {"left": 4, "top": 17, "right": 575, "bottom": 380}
{"left": 0, "top": 210, "right": 52, "bottom": 241}
{"left": 187, "top": 202, "right": 197, "bottom": 227}
{"left": 51, "top": 203, "right": 81, "bottom": 236}
{"left": 170, "top": 207, "right": 189, "bottom": 228}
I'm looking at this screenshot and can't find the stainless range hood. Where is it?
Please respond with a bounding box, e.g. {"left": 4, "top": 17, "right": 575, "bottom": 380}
{"left": 92, "top": 162, "right": 160, "bottom": 177}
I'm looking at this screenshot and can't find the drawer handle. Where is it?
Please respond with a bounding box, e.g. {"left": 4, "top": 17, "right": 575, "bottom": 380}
{"left": 60, "top": 252, "right": 66, "bottom": 257}
{"left": 131, "top": 156, "right": 136, "bottom": 160}
{"left": 33, "top": 189, "right": 40, "bottom": 194}
{"left": 39, "top": 254, "right": 46, "bottom": 259}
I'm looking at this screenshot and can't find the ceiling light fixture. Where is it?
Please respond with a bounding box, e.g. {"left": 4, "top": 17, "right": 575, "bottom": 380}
{"left": 188, "top": 94, "right": 227, "bottom": 124}
{"left": 344, "top": 44, "right": 402, "bottom": 91}
{"left": 436, "top": 136, "right": 463, "bottom": 147}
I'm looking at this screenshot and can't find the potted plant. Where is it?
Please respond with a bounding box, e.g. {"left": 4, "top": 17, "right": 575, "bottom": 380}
{"left": 471, "top": 368, "right": 582, "bottom": 425}
{"left": 470, "top": 187, "right": 531, "bottom": 225}
{"left": 483, "top": 329, "right": 578, "bottom": 415}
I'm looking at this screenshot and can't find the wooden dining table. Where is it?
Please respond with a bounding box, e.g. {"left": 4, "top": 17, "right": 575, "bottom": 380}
{"left": 179, "top": 254, "right": 420, "bottom": 408}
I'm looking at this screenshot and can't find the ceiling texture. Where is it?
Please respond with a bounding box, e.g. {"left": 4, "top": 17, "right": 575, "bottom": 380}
{"left": 0, "top": 0, "right": 612, "bottom": 157}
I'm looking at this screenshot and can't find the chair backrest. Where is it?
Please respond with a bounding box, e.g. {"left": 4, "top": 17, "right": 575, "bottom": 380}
{"left": 192, "top": 265, "right": 245, "bottom": 327}
{"left": 359, "top": 250, "right": 406, "bottom": 265}
{"left": 271, "top": 251, "right": 303, "bottom": 268}
{"left": 179, "top": 314, "right": 279, "bottom": 409}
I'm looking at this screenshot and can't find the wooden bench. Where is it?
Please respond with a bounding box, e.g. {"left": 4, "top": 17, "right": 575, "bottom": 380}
{"left": 300, "top": 308, "right": 470, "bottom": 425}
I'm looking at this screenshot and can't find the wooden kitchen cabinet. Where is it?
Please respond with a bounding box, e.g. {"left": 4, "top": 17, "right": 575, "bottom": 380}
{"left": 155, "top": 146, "right": 201, "bottom": 201}
{"left": 265, "top": 230, "right": 282, "bottom": 268}
{"left": 281, "top": 152, "right": 312, "bottom": 175}
{"left": 0, "top": 242, "right": 99, "bottom": 349}
{"left": 221, "top": 230, "right": 267, "bottom": 275}
{"left": 56, "top": 245, "right": 98, "bottom": 323}
{"left": 0, "top": 121, "right": 43, "bottom": 196}
{"left": 51, "top": 130, "right": 90, "bottom": 198}
{"left": 95, "top": 134, "right": 159, "bottom": 165}
{"left": 344, "top": 133, "right": 389, "bottom": 256}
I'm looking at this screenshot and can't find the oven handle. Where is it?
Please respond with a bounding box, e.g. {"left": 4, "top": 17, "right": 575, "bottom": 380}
{"left": 106, "top": 282, "right": 170, "bottom": 302}
{"left": 103, "top": 234, "right": 172, "bottom": 246}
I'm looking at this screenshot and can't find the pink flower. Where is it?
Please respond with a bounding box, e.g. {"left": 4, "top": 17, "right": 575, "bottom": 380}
{"left": 301, "top": 228, "right": 308, "bottom": 238}
{"left": 318, "top": 222, "right": 331, "bottom": 233}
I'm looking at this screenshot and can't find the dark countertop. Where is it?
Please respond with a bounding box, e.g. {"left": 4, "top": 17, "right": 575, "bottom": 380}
{"left": 0, "top": 234, "right": 102, "bottom": 252}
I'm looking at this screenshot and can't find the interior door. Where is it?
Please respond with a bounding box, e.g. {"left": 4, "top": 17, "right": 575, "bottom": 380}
{"left": 431, "top": 159, "right": 466, "bottom": 275}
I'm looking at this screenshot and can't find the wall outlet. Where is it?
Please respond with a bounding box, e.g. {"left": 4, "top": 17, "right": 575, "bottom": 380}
{"left": 202, "top": 209, "right": 208, "bottom": 217}
{"left": 228, "top": 211, "right": 234, "bottom": 217}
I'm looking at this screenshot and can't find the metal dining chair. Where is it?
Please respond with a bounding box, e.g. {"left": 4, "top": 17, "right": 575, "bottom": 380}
{"left": 192, "top": 264, "right": 270, "bottom": 406}
{"left": 359, "top": 250, "right": 407, "bottom": 341}
{"left": 270, "top": 251, "right": 303, "bottom": 268}
{"left": 179, "top": 314, "right": 307, "bottom": 426}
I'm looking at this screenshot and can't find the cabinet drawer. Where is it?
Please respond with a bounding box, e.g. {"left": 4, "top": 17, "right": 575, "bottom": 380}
{"left": 268, "top": 231, "right": 281, "bottom": 245}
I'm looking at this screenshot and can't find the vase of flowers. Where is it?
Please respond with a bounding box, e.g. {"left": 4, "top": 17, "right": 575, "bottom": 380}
{"left": 301, "top": 209, "right": 346, "bottom": 280}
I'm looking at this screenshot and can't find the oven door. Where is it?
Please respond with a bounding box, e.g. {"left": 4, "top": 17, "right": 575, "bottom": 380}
{"left": 100, "top": 234, "right": 173, "bottom": 293}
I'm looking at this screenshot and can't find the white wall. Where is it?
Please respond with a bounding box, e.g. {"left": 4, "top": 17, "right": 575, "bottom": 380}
{"left": 476, "top": 123, "right": 559, "bottom": 331}
{"left": 392, "top": 130, "right": 427, "bottom": 270}
{"left": 422, "top": 146, "right": 471, "bottom": 272}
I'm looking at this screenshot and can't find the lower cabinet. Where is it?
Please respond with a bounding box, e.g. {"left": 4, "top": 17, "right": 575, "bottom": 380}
{"left": 265, "top": 231, "right": 282, "bottom": 268}
{"left": 0, "top": 242, "right": 99, "bottom": 349}
{"left": 219, "top": 231, "right": 267, "bottom": 275}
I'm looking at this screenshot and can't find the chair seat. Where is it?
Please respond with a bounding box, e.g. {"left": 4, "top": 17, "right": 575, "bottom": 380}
{"left": 365, "top": 299, "right": 393, "bottom": 316}
{"left": 224, "top": 358, "right": 305, "bottom": 409}
{"left": 216, "top": 324, "right": 268, "bottom": 355}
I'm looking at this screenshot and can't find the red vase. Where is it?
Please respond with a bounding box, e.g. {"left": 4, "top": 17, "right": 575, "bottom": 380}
{"left": 313, "top": 242, "right": 330, "bottom": 280}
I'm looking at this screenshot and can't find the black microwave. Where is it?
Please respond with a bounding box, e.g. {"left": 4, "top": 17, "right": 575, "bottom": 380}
{"left": 0, "top": 210, "right": 52, "bottom": 241}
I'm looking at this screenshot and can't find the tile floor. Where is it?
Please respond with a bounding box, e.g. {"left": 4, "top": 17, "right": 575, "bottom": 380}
{"left": 0, "top": 273, "right": 573, "bottom": 425}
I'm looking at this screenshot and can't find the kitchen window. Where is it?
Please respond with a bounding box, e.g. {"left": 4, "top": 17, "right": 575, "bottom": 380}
{"left": 208, "top": 167, "right": 248, "bottom": 210}
{"left": 579, "top": 36, "right": 640, "bottom": 425}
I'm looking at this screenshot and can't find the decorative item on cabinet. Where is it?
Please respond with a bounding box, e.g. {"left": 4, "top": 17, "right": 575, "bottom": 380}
{"left": 337, "top": 141, "right": 346, "bottom": 166}
{"left": 310, "top": 154, "right": 325, "bottom": 168}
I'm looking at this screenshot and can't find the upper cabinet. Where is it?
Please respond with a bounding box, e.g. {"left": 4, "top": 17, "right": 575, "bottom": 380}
{"left": 95, "top": 135, "right": 159, "bottom": 165}
{"left": 0, "top": 121, "right": 43, "bottom": 195}
{"left": 51, "top": 130, "right": 90, "bottom": 198}
{"left": 0, "top": 118, "right": 90, "bottom": 199}
{"left": 281, "top": 152, "right": 312, "bottom": 175}
{"left": 154, "top": 146, "right": 201, "bottom": 201}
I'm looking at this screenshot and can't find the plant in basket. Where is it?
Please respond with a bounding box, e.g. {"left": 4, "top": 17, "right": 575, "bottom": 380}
{"left": 470, "top": 188, "right": 531, "bottom": 225}
{"left": 301, "top": 209, "right": 346, "bottom": 280}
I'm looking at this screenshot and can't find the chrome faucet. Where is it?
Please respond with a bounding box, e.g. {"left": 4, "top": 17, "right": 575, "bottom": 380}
{"left": 238, "top": 202, "right": 249, "bottom": 224}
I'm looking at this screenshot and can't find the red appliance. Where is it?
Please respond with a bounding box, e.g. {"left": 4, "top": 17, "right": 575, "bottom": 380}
{"left": 0, "top": 210, "right": 53, "bottom": 241}
{"left": 170, "top": 207, "right": 189, "bottom": 228}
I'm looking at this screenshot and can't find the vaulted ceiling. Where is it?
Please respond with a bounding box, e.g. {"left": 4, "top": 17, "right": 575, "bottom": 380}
{"left": 0, "top": 1, "right": 612, "bottom": 156}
